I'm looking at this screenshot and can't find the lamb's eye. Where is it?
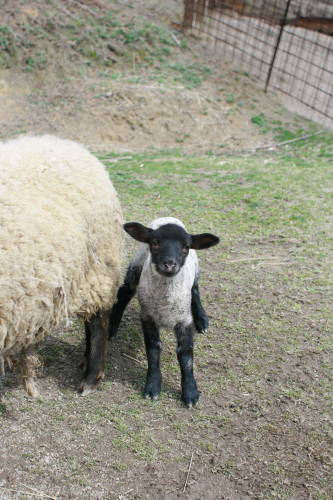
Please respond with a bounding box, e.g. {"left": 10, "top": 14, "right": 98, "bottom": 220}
{"left": 151, "top": 240, "right": 160, "bottom": 251}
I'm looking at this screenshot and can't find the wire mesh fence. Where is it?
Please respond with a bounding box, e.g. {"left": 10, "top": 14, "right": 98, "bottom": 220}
{"left": 182, "top": 0, "right": 333, "bottom": 128}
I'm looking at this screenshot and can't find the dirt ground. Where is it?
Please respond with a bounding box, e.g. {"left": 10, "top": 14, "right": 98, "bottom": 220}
{"left": 0, "top": 2, "right": 332, "bottom": 500}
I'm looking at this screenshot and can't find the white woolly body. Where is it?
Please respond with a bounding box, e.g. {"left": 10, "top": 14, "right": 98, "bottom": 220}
{"left": 132, "top": 217, "right": 199, "bottom": 329}
{"left": 0, "top": 135, "right": 123, "bottom": 360}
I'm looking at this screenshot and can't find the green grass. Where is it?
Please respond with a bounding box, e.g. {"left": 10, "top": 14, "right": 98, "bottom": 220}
{"left": 99, "top": 134, "right": 333, "bottom": 241}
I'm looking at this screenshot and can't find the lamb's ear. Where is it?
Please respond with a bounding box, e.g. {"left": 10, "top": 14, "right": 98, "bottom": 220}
{"left": 190, "top": 233, "right": 220, "bottom": 250}
{"left": 123, "top": 222, "right": 153, "bottom": 243}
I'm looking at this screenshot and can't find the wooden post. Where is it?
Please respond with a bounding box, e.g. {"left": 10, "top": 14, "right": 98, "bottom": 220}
{"left": 182, "top": 0, "right": 195, "bottom": 30}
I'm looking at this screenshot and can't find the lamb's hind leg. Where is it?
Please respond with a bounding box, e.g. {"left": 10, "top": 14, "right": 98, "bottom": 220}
{"left": 80, "top": 311, "right": 108, "bottom": 396}
{"left": 175, "top": 323, "right": 199, "bottom": 408}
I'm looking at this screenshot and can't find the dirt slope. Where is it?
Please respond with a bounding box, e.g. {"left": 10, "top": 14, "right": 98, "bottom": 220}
{"left": 0, "top": 0, "right": 315, "bottom": 152}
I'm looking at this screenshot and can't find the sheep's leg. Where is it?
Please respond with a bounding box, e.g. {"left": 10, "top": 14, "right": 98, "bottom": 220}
{"left": 191, "top": 279, "right": 209, "bottom": 333}
{"left": 142, "top": 316, "right": 162, "bottom": 400}
{"left": 109, "top": 265, "right": 141, "bottom": 338}
{"left": 175, "top": 323, "right": 199, "bottom": 408}
{"left": 80, "top": 311, "right": 108, "bottom": 396}
{"left": 20, "top": 347, "right": 40, "bottom": 398}
{"left": 0, "top": 358, "right": 5, "bottom": 397}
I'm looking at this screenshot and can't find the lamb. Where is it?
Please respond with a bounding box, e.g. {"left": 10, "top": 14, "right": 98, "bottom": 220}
{"left": 0, "top": 135, "right": 124, "bottom": 397}
{"left": 109, "top": 217, "right": 219, "bottom": 407}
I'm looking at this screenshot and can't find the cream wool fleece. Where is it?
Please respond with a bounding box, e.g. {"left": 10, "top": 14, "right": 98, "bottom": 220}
{"left": 0, "top": 135, "right": 123, "bottom": 362}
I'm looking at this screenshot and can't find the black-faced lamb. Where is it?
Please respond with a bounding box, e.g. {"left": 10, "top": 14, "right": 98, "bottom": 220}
{"left": 109, "top": 217, "right": 219, "bottom": 407}
{"left": 0, "top": 135, "right": 124, "bottom": 397}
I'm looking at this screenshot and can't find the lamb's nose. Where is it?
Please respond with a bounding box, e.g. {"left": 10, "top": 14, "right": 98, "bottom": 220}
{"left": 163, "top": 261, "right": 176, "bottom": 272}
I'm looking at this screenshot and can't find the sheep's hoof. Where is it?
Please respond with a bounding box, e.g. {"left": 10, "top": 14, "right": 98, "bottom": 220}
{"left": 144, "top": 377, "right": 161, "bottom": 401}
{"left": 23, "top": 377, "right": 40, "bottom": 398}
{"left": 79, "top": 373, "right": 104, "bottom": 396}
{"left": 194, "top": 314, "right": 209, "bottom": 334}
{"left": 79, "top": 384, "right": 96, "bottom": 397}
{"left": 182, "top": 385, "right": 200, "bottom": 408}
{"left": 144, "top": 392, "right": 159, "bottom": 401}
{"left": 199, "top": 329, "right": 208, "bottom": 334}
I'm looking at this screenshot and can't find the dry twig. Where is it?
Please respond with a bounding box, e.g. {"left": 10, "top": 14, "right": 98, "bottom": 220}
{"left": 99, "top": 156, "right": 133, "bottom": 162}
{"left": 65, "top": 0, "right": 100, "bottom": 17}
{"left": 0, "top": 486, "right": 57, "bottom": 500}
{"left": 226, "top": 257, "right": 278, "bottom": 263}
{"left": 171, "top": 32, "right": 181, "bottom": 46}
{"left": 182, "top": 451, "right": 194, "bottom": 493}
{"left": 255, "top": 130, "right": 324, "bottom": 151}
{"left": 122, "top": 352, "right": 145, "bottom": 366}
{"left": 21, "top": 483, "right": 57, "bottom": 500}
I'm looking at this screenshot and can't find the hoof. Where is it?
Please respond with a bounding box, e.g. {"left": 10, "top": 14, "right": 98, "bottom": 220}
{"left": 79, "top": 384, "right": 97, "bottom": 397}
{"left": 144, "top": 391, "right": 159, "bottom": 401}
{"left": 23, "top": 377, "right": 40, "bottom": 398}
{"left": 194, "top": 314, "right": 209, "bottom": 334}
{"left": 198, "top": 328, "right": 208, "bottom": 335}
{"left": 79, "top": 373, "right": 104, "bottom": 396}
{"left": 144, "top": 377, "right": 161, "bottom": 401}
{"left": 182, "top": 385, "right": 200, "bottom": 408}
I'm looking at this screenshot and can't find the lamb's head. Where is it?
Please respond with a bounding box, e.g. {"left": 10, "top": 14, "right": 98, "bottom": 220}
{"left": 124, "top": 221, "right": 219, "bottom": 278}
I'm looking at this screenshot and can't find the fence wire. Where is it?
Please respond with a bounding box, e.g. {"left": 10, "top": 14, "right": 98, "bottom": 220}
{"left": 182, "top": 0, "right": 333, "bottom": 128}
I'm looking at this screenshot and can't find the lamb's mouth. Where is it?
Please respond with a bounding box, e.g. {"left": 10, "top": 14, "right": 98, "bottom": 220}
{"left": 156, "top": 267, "right": 179, "bottom": 277}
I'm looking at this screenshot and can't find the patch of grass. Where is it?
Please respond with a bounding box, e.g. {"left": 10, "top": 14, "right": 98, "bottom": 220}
{"left": 251, "top": 113, "right": 270, "bottom": 133}
{"left": 0, "top": 8, "right": 188, "bottom": 73}
{"left": 225, "top": 93, "right": 235, "bottom": 104}
{"left": 112, "top": 461, "right": 128, "bottom": 472}
{"left": 168, "top": 63, "right": 212, "bottom": 88}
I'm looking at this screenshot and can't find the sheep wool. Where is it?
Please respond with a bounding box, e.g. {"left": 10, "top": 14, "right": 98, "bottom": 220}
{"left": 133, "top": 217, "right": 199, "bottom": 329}
{"left": 0, "top": 135, "right": 123, "bottom": 369}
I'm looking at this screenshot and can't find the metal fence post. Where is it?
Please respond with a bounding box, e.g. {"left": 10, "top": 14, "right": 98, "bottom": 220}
{"left": 264, "top": 0, "right": 292, "bottom": 92}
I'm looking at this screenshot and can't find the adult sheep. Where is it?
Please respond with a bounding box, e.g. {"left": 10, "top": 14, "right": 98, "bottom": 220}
{"left": 0, "top": 135, "right": 123, "bottom": 397}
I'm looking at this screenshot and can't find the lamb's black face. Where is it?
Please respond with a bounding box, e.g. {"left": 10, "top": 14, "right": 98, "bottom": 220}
{"left": 123, "top": 221, "right": 220, "bottom": 278}
{"left": 149, "top": 224, "right": 191, "bottom": 277}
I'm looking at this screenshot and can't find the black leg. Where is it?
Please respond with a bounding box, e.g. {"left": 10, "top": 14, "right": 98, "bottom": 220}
{"left": 80, "top": 311, "right": 108, "bottom": 396}
{"left": 109, "top": 265, "right": 141, "bottom": 338}
{"left": 142, "top": 316, "right": 162, "bottom": 400}
{"left": 191, "top": 280, "right": 209, "bottom": 333}
{"left": 175, "top": 323, "right": 199, "bottom": 408}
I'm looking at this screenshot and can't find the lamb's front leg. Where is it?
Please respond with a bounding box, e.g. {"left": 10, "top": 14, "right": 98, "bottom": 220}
{"left": 142, "top": 316, "right": 162, "bottom": 400}
{"left": 191, "top": 279, "right": 209, "bottom": 334}
{"left": 175, "top": 323, "right": 199, "bottom": 408}
{"left": 109, "top": 264, "right": 141, "bottom": 338}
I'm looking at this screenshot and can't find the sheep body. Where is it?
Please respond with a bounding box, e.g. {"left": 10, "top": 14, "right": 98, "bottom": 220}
{"left": 0, "top": 135, "right": 123, "bottom": 392}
